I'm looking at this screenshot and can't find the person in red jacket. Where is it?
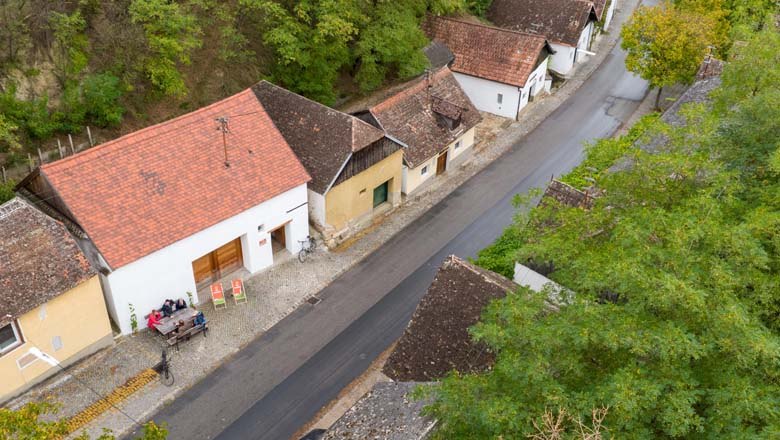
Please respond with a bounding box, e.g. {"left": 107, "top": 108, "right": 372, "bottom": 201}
{"left": 147, "top": 309, "right": 163, "bottom": 329}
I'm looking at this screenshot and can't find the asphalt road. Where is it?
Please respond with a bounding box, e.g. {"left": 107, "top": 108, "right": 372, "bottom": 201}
{"left": 139, "top": 42, "right": 648, "bottom": 440}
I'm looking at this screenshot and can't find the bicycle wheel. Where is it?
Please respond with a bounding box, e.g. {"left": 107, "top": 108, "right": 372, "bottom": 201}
{"left": 160, "top": 368, "right": 174, "bottom": 386}
{"left": 298, "top": 249, "right": 308, "bottom": 263}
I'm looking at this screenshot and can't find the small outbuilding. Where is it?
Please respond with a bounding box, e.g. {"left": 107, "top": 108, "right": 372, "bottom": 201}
{"left": 0, "top": 197, "right": 113, "bottom": 402}
{"left": 425, "top": 16, "right": 554, "bottom": 119}
{"left": 488, "top": 0, "right": 599, "bottom": 76}
{"left": 253, "top": 81, "right": 405, "bottom": 241}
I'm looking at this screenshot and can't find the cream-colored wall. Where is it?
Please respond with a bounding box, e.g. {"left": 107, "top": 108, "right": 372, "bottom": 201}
{"left": 404, "top": 127, "right": 477, "bottom": 195}
{"left": 324, "top": 149, "right": 404, "bottom": 231}
{"left": 0, "top": 276, "right": 113, "bottom": 402}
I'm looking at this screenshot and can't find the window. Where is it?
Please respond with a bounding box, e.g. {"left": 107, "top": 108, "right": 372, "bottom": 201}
{"left": 0, "top": 321, "right": 23, "bottom": 355}
{"left": 454, "top": 140, "right": 462, "bottom": 149}
{"left": 497, "top": 93, "right": 503, "bottom": 104}
{"left": 421, "top": 166, "right": 428, "bottom": 175}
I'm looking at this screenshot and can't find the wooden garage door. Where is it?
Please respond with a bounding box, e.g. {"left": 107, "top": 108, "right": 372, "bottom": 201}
{"left": 192, "top": 238, "right": 243, "bottom": 286}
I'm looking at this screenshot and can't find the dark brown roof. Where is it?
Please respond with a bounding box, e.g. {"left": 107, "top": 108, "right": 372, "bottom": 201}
{"left": 488, "top": 0, "right": 596, "bottom": 47}
{"left": 423, "top": 40, "right": 455, "bottom": 69}
{"left": 425, "top": 16, "right": 548, "bottom": 87}
{"left": 590, "top": 0, "right": 607, "bottom": 20}
{"left": 383, "top": 255, "right": 518, "bottom": 382}
{"left": 368, "top": 68, "right": 481, "bottom": 168}
{"left": 253, "top": 81, "right": 385, "bottom": 194}
{"left": 0, "top": 198, "right": 96, "bottom": 326}
{"left": 542, "top": 179, "right": 594, "bottom": 208}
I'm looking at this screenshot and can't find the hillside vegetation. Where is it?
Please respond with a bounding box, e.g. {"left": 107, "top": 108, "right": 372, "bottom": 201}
{"left": 0, "top": 0, "right": 486, "bottom": 169}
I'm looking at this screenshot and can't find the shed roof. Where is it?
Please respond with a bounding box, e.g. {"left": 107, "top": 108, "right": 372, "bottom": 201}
{"left": 425, "top": 16, "right": 549, "bottom": 87}
{"left": 323, "top": 382, "right": 435, "bottom": 440}
{"left": 488, "top": 0, "right": 596, "bottom": 47}
{"left": 37, "top": 88, "right": 310, "bottom": 269}
{"left": 383, "top": 255, "right": 518, "bottom": 382}
{"left": 542, "top": 179, "right": 594, "bottom": 208}
{"left": 252, "top": 81, "right": 385, "bottom": 194}
{"left": 0, "top": 198, "right": 96, "bottom": 326}
{"left": 367, "top": 68, "right": 481, "bottom": 168}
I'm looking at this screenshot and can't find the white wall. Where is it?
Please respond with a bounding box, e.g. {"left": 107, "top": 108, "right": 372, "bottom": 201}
{"left": 524, "top": 57, "right": 549, "bottom": 100}
{"left": 307, "top": 189, "right": 326, "bottom": 228}
{"left": 604, "top": 0, "right": 616, "bottom": 30}
{"left": 447, "top": 127, "right": 475, "bottom": 163}
{"left": 105, "top": 183, "right": 309, "bottom": 334}
{"left": 575, "top": 22, "right": 594, "bottom": 64}
{"left": 548, "top": 43, "right": 576, "bottom": 76}
{"left": 452, "top": 72, "right": 521, "bottom": 119}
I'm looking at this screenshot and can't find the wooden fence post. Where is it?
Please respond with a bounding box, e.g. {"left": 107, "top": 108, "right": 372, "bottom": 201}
{"left": 1, "top": 167, "right": 6, "bottom": 184}
{"left": 37, "top": 148, "right": 44, "bottom": 163}
{"left": 87, "top": 126, "right": 94, "bottom": 147}
{"left": 27, "top": 153, "right": 34, "bottom": 172}
{"left": 58, "top": 139, "right": 64, "bottom": 158}
{"left": 68, "top": 134, "right": 75, "bottom": 154}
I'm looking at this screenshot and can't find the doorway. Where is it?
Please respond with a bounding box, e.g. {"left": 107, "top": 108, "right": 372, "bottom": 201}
{"left": 270, "top": 224, "right": 288, "bottom": 254}
{"left": 436, "top": 150, "right": 448, "bottom": 175}
{"left": 528, "top": 83, "right": 536, "bottom": 102}
{"left": 192, "top": 238, "right": 244, "bottom": 287}
{"left": 373, "top": 181, "right": 389, "bottom": 208}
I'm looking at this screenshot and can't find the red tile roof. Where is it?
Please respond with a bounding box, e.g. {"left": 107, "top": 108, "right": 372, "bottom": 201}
{"left": 40, "top": 88, "right": 310, "bottom": 269}
{"left": 369, "top": 67, "right": 481, "bottom": 168}
{"left": 425, "top": 16, "right": 548, "bottom": 87}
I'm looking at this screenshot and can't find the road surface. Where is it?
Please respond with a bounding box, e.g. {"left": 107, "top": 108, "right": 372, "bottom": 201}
{"left": 139, "top": 41, "right": 648, "bottom": 440}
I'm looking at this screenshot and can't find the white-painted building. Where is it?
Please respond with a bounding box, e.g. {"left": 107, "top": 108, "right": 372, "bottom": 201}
{"left": 356, "top": 67, "right": 482, "bottom": 195}
{"left": 489, "top": 0, "right": 599, "bottom": 77}
{"left": 425, "top": 16, "right": 553, "bottom": 119}
{"left": 20, "top": 88, "right": 311, "bottom": 334}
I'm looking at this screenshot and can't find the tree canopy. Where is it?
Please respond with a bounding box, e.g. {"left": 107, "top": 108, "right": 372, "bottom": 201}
{"left": 426, "top": 24, "right": 780, "bottom": 439}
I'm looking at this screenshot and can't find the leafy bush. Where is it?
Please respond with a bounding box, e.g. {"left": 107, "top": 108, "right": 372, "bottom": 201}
{"left": 82, "top": 73, "right": 125, "bottom": 127}
{"left": 0, "top": 179, "right": 14, "bottom": 204}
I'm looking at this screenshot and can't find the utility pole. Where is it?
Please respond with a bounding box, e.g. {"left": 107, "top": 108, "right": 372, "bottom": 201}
{"left": 215, "top": 116, "right": 230, "bottom": 167}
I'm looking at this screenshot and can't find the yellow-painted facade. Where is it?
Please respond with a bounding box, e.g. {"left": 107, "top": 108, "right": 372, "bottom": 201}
{"left": 324, "top": 149, "right": 404, "bottom": 231}
{"left": 0, "top": 276, "right": 113, "bottom": 402}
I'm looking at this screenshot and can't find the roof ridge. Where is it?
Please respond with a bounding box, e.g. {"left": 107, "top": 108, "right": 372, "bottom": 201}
{"left": 370, "top": 67, "right": 452, "bottom": 114}
{"left": 42, "top": 88, "right": 256, "bottom": 172}
{"left": 257, "top": 80, "right": 363, "bottom": 124}
{"left": 434, "top": 15, "right": 547, "bottom": 40}
{"left": 445, "top": 255, "right": 518, "bottom": 291}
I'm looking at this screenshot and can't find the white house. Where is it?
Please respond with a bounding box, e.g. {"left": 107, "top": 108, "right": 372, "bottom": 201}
{"left": 425, "top": 16, "right": 553, "bottom": 119}
{"left": 488, "top": 0, "right": 599, "bottom": 77}
{"left": 351, "top": 67, "right": 482, "bottom": 195}
{"left": 19, "top": 88, "right": 311, "bottom": 334}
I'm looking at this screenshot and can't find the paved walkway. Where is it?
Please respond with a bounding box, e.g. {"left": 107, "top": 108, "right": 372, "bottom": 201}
{"left": 7, "top": 2, "right": 641, "bottom": 437}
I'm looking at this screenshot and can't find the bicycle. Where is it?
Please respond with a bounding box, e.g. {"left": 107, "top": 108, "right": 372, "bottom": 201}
{"left": 297, "top": 235, "right": 317, "bottom": 263}
{"left": 153, "top": 349, "right": 175, "bottom": 386}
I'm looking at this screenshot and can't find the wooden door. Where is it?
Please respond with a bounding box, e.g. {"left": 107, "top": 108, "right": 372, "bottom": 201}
{"left": 214, "top": 238, "right": 243, "bottom": 275}
{"left": 192, "top": 238, "right": 243, "bottom": 286}
{"left": 436, "top": 151, "right": 448, "bottom": 175}
{"left": 373, "top": 181, "right": 388, "bottom": 208}
{"left": 192, "top": 252, "right": 215, "bottom": 286}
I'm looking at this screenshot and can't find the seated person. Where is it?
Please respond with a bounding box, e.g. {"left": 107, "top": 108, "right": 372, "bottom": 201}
{"left": 147, "top": 309, "right": 162, "bottom": 329}
{"left": 174, "top": 319, "right": 194, "bottom": 340}
{"left": 175, "top": 298, "right": 188, "bottom": 311}
{"left": 161, "top": 299, "right": 174, "bottom": 317}
{"left": 194, "top": 311, "right": 206, "bottom": 326}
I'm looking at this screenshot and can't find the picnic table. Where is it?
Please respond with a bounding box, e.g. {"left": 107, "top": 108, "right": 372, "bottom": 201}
{"left": 154, "top": 308, "right": 198, "bottom": 336}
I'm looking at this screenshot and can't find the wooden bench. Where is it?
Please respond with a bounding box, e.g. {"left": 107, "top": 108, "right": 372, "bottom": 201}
{"left": 166, "top": 321, "right": 208, "bottom": 351}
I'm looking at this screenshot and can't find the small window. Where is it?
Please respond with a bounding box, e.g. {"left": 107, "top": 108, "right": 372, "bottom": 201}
{"left": 421, "top": 166, "right": 428, "bottom": 175}
{"left": 0, "top": 321, "right": 23, "bottom": 355}
{"left": 497, "top": 93, "right": 503, "bottom": 104}
{"left": 454, "top": 140, "right": 462, "bottom": 149}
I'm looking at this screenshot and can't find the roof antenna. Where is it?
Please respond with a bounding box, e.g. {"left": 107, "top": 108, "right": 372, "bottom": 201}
{"left": 215, "top": 116, "right": 230, "bottom": 168}
{"left": 425, "top": 68, "right": 433, "bottom": 107}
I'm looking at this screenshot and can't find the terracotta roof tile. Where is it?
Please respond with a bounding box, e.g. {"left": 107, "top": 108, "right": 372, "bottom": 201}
{"left": 488, "top": 0, "right": 596, "bottom": 46}
{"left": 368, "top": 68, "right": 481, "bottom": 168}
{"left": 40, "top": 88, "right": 310, "bottom": 269}
{"left": 0, "top": 198, "right": 96, "bottom": 325}
{"left": 425, "top": 16, "right": 548, "bottom": 87}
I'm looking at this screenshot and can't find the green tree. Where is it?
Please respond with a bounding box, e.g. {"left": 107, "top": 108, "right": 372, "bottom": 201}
{"left": 82, "top": 73, "right": 126, "bottom": 127}
{"left": 0, "top": 113, "right": 21, "bottom": 153}
{"left": 243, "top": 0, "right": 367, "bottom": 104}
{"left": 429, "top": 28, "right": 780, "bottom": 438}
{"left": 0, "top": 402, "right": 168, "bottom": 439}
{"left": 49, "top": 10, "right": 89, "bottom": 88}
{"left": 621, "top": 2, "right": 717, "bottom": 108}
{"left": 129, "top": 0, "right": 202, "bottom": 97}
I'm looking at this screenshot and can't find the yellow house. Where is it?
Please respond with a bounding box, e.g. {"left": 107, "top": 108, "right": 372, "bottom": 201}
{"left": 254, "top": 81, "right": 405, "bottom": 239}
{"left": 0, "top": 197, "right": 113, "bottom": 403}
